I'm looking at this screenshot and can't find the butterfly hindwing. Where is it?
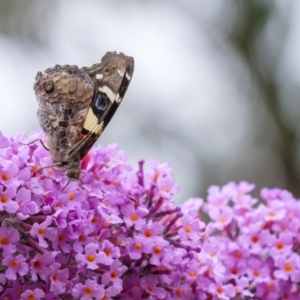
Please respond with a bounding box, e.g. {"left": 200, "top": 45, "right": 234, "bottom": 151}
{"left": 35, "top": 65, "right": 94, "bottom": 164}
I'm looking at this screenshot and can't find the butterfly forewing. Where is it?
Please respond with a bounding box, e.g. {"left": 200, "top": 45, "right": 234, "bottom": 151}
{"left": 68, "top": 52, "right": 134, "bottom": 160}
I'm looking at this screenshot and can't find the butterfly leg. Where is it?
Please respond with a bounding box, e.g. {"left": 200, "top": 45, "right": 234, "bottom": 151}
{"left": 62, "top": 180, "right": 71, "bottom": 191}
{"left": 32, "top": 162, "right": 63, "bottom": 174}
{"left": 22, "top": 139, "right": 49, "bottom": 151}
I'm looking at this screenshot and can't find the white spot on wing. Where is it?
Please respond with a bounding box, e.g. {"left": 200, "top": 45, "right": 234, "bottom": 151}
{"left": 96, "top": 73, "right": 103, "bottom": 80}
{"left": 117, "top": 69, "right": 124, "bottom": 77}
{"left": 126, "top": 73, "right": 131, "bottom": 80}
{"left": 116, "top": 93, "right": 122, "bottom": 104}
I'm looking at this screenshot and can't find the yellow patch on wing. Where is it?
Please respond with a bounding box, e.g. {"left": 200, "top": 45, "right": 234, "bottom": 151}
{"left": 84, "top": 108, "right": 98, "bottom": 132}
{"left": 83, "top": 85, "right": 116, "bottom": 140}
{"left": 83, "top": 107, "right": 104, "bottom": 136}
{"left": 99, "top": 86, "right": 115, "bottom": 102}
{"left": 94, "top": 121, "right": 104, "bottom": 135}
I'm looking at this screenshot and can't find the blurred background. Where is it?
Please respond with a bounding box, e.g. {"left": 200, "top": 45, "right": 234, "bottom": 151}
{"left": 0, "top": 0, "right": 300, "bottom": 202}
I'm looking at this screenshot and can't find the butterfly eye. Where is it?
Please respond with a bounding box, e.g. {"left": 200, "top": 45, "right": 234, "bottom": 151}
{"left": 44, "top": 81, "right": 54, "bottom": 93}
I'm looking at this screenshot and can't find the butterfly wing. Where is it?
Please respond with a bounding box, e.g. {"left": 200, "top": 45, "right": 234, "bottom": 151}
{"left": 66, "top": 52, "right": 134, "bottom": 160}
{"left": 34, "top": 65, "right": 94, "bottom": 164}
{"left": 34, "top": 52, "right": 134, "bottom": 180}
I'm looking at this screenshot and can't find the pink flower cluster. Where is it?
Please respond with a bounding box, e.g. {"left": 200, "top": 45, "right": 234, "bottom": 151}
{"left": 197, "top": 182, "right": 300, "bottom": 299}
{"left": 0, "top": 130, "right": 300, "bottom": 299}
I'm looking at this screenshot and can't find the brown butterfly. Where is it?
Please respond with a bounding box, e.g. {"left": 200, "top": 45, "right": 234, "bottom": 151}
{"left": 34, "top": 52, "right": 134, "bottom": 180}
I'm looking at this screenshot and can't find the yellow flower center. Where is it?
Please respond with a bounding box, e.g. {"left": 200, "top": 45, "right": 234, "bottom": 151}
{"left": 1, "top": 173, "right": 9, "bottom": 181}
{"left": 52, "top": 273, "right": 58, "bottom": 281}
{"left": 87, "top": 254, "right": 95, "bottom": 263}
{"left": 134, "top": 243, "right": 142, "bottom": 251}
{"left": 144, "top": 230, "right": 152, "bottom": 238}
{"left": 111, "top": 271, "right": 118, "bottom": 279}
{"left": 84, "top": 287, "right": 93, "bottom": 295}
{"left": 38, "top": 227, "right": 45, "bottom": 235}
{"left": 0, "top": 237, "right": 9, "bottom": 245}
{"left": 130, "top": 214, "right": 138, "bottom": 221}
{"left": 284, "top": 263, "right": 293, "bottom": 272}
{"left": 185, "top": 225, "right": 191, "bottom": 233}
{"left": 33, "top": 260, "right": 41, "bottom": 269}
{"left": 154, "top": 246, "right": 162, "bottom": 255}
{"left": 1, "top": 195, "right": 7, "bottom": 203}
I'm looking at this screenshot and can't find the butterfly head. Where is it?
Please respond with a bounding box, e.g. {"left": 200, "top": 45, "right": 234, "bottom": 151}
{"left": 34, "top": 65, "right": 94, "bottom": 105}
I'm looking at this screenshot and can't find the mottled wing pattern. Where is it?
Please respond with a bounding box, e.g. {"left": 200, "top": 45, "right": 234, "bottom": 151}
{"left": 34, "top": 52, "right": 134, "bottom": 180}
{"left": 67, "top": 52, "right": 134, "bottom": 160}
{"left": 34, "top": 66, "right": 94, "bottom": 163}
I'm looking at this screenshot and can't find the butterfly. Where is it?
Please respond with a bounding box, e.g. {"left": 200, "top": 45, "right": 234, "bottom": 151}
{"left": 34, "top": 52, "right": 134, "bottom": 180}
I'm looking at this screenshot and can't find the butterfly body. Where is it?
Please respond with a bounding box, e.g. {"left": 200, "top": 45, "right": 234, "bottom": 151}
{"left": 34, "top": 52, "right": 134, "bottom": 179}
